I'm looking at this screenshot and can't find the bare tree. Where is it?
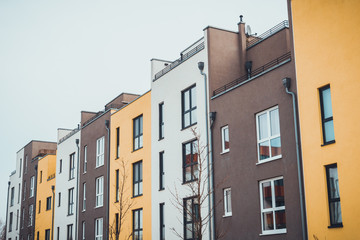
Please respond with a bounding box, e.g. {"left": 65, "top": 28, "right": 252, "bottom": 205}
{"left": 0, "top": 219, "right": 6, "bottom": 240}
{"left": 109, "top": 158, "right": 134, "bottom": 240}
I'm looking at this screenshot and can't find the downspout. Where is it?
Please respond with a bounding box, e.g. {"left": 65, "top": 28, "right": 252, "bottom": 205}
{"left": 197, "top": 62, "right": 215, "bottom": 240}
{"left": 75, "top": 138, "right": 80, "bottom": 240}
{"left": 34, "top": 164, "right": 38, "bottom": 240}
{"left": 5, "top": 181, "right": 10, "bottom": 240}
{"left": 282, "top": 77, "right": 307, "bottom": 240}
{"left": 105, "top": 120, "right": 110, "bottom": 240}
{"left": 51, "top": 185, "right": 55, "bottom": 240}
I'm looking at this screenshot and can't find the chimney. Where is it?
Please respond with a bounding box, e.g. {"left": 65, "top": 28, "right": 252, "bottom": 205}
{"left": 238, "top": 15, "right": 247, "bottom": 73}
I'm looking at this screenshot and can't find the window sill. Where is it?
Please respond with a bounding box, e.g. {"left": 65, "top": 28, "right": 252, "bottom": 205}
{"left": 223, "top": 214, "right": 232, "bottom": 218}
{"left": 132, "top": 194, "right": 143, "bottom": 199}
{"left": 328, "top": 223, "right": 343, "bottom": 228}
{"left": 220, "top": 150, "right": 230, "bottom": 155}
{"left": 159, "top": 188, "right": 165, "bottom": 191}
{"left": 67, "top": 213, "right": 74, "bottom": 217}
{"left": 182, "top": 179, "right": 198, "bottom": 185}
{"left": 95, "top": 205, "right": 103, "bottom": 209}
{"left": 181, "top": 122, "right": 197, "bottom": 131}
{"left": 321, "top": 140, "right": 336, "bottom": 147}
{"left": 256, "top": 155, "right": 282, "bottom": 165}
{"left": 158, "top": 137, "right": 164, "bottom": 141}
{"left": 132, "top": 147, "right": 143, "bottom": 153}
{"left": 115, "top": 157, "right": 119, "bottom": 160}
{"left": 95, "top": 164, "right": 104, "bottom": 169}
{"left": 82, "top": 209, "right": 86, "bottom": 212}
{"left": 259, "top": 229, "right": 287, "bottom": 236}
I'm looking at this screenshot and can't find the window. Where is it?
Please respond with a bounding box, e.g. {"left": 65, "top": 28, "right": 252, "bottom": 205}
{"left": 82, "top": 221, "right": 85, "bottom": 240}
{"left": 57, "top": 227, "right": 60, "bottom": 240}
{"left": 23, "top": 181, "right": 26, "bottom": 200}
{"left": 46, "top": 197, "right": 52, "bottom": 211}
{"left": 45, "top": 229, "right": 50, "bottom": 240}
{"left": 182, "top": 85, "right": 197, "bottom": 129}
{"left": 183, "top": 140, "right": 199, "bottom": 183}
{"left": 38, "top": 201, "right": 41, "bottom": 213}
{"left": 18, "top": 183, "right": 20, "bottom": 203}
{"left": 25, "top": 155, "right": 28, "bottom": 174}
{"left": 326, "top": 164, "right": 342, "bottom": 227}
{"left": 159, "top": 152, "right": 165, "bottom": 190}
{"left": 159, "top": 103, "right": 164, "bottom": 139}
{"left": 95, "top": 218, "right": 103, "bottom": 240}
{"left": 28, "top": 204, "right": 33, "bottom": 227}
{"left": 58, "top": 192, "right": 61, "bottom": 207}
{"left": 256, "top": 106, "right": 282, "bottom": 162}
{"left": 223, "top": 188, "right": 232, "bottom": 217}
{"left": 115, "top": 170, "right": 119, "bottom": 202}
{"left": 83, "top": 146, "right": 87, "bottom": 173}
{"left": 69, "top": 153, "right": 75, "bottom": 180}
{"left": 116, "top": 127, "right": 120, "bottom": 158}
{"left": 82, "top": 183, "right": 86, "bottom": 211}
{"left": 40, "top": 171, "right": 43, "bottom": 183}
{"left": 183, "top": 197, "right": 199, "bottom": 240}
{"left": 259, "top": 177, "right": 286, "bottom": 234}
{"left": 59, "top": 159, "right": 62, "bottom": 173}
{"left": 133, "top": 209, "right": 143, "bottom": 240}
{"left": 221, "top": 125, "right": 230, "bottom": 153}
{"left": 319, "top": 85, "right": 335, "bottom": 144}
{"left": 67, "top": 224, "right": 73, "bottom": 240}
{"left": 16, "top": 209, "right": 19, "bottom": 230}
{"left": 9, "top": 212, "right": 13, "bottom": 232}
{"left": 115, "top": 213, "right": 119, "bottom": 238}
{"left": 19, "top": 158, "right": 22, "bottom": 177}
{"left": 68, "top": 188, "right": 74, "bottom": 215}
{"left": 10, "top": 187, "right": 14, "bottom": 206}
{"left": 30, "top": 176, "right": 35, "bottom": 198}
{"left": 133, "top": 161, "right": 143, "bottom": 197}
{"left": 133, "top": 115, "right": 143, "bottom": 151}
{"left": 37, "top": 231, "right": 40, "bottom": 240}
{"left": 96, "top": 177, "right": 104, "bottom": 207}
{"left": 96, "top": 137, "right": 105, "bottom": 167}
{"left": 160, "top": 203, "right": 165, "bottom": 240}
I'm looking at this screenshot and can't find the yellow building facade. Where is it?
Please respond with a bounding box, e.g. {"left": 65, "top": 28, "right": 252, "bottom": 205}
{"left": 289, "top": 0, "right": 360, "bottom": 239}
{"left": 35, "top": 154, "right": 57, "bottom": 240}
{"left": 109, "top": 91, "right": 151, "bottom": 240}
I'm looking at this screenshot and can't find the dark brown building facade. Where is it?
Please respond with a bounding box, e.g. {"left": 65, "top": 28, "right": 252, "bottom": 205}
{"left": 208, "top": 20, "right": 305, "bottom": 239}
{"left": 19, "top": 141, "right": 57, "bottom": 240}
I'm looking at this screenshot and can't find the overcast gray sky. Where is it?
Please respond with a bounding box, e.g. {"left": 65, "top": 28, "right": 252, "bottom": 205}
{"left": 0, "top": 0, "right": 288, "bottom": 221}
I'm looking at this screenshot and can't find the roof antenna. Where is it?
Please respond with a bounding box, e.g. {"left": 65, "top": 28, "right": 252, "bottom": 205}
{"left": 240, "top": 15, "right": 243, "bottom": 23}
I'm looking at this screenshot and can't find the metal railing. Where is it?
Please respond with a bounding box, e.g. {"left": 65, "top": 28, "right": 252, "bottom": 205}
{"left": 212, "top": 52, "right": 291, "bottom": 96}
{"left": 247, "top": 20, "right": 289, "bottom": 49}
{"left": 58, "top": 127, "right": 80, "bottom": 144}
{"left": 154, "top": 38, "right": 205, "bottom": 80}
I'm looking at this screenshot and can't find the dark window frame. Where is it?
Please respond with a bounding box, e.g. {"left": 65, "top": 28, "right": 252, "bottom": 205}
{"left": 115, "top": 169, "right": 119, "bottom": 202}
{"left": 116, "top": 127, "right": 120, "bottom": 159}
{"left": 46, "top": 196, "right": 51, "bottom": 211}
{"left": 159, "top": 102, "right": 164, "bottom": 140}
{"left": 159, "top": 151, "right": 165, "bottom": 190}
{"left": 181, "top": 85, "right": 197, "bottom": 129}
{"left": 325, "top": 164, "right": 343, "bottom": 228}
{"left": 45, "top": 229, "right": 50, "bottom": 240}
{"left": 182, "top": 139, "right": 198, "bottom": 183}
{"left": 133, "top": 115, "right": 143, "bottom": 151}
{"left": 183, "top": 197, "right": 199, "bottom": 240}
{"left": 133, "top": 161, "right": 143, "bottom": 197}
{"left": 133, "top": 208, "right": 143, "bottom": 240}
{"left": 68, "top": 188, "right": 74, "bottom": 215}
{"left": 319, "top": 85, "right": 335, "bottom": 145}
{"left": 67, "top": 224, "right": 73, "bottom": 240}
{"left": 69, "top": 153, "right": 75, "bottom": 180}
{"left": 160, "top": 203, "right": 165, "bottom": 240}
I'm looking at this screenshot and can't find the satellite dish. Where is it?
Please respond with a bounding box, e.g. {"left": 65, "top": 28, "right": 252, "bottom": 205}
{"left": 246, "top": 25, "right": 252, "bottom": 35}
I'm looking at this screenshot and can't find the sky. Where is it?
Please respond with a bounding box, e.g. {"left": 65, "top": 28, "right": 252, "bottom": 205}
{"left": 0, "top": 0, "right": 288, "bottom": 222}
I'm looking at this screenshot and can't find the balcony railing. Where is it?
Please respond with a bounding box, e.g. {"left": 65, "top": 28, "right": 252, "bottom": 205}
{"left": 58, "top": 127, "right": 80, "bottom": 145}
{"left": 212, "top": 52, "right": 291, "bottom": 97}
{"left": 154, "top": 38, "right": 205, "bottom": 80}
{"left": 247, "top": 20, "right": 289, "bottom": 49}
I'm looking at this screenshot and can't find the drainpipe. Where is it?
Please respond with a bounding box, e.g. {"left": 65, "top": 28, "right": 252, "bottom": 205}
{"left": 75, "top": 138, "right": 80, "bottom": 240}
{"left": 51, "top": 185, "right": 55, "bottom": 240}
{"left": 282, "top": 77, "right": 307, "bottom": 240}
{"left": 105, "top": 120, "right": 110, "bottom": 240}
{"left": 5, "top": 181, "right": 10, "bottom": 240}
{"left": 197, "top": 62, "right": 215, "bottom": 240}
{"left": 34, "top": 164, "right": 38, "bottom": 239}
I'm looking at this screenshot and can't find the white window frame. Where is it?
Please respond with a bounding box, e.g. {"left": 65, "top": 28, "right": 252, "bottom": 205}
{"left": 223, "top": 188, "right": 232, "bottom": 217}
{"left": 82, "top": 221, "right": 86, "bottom": 240}
{"left": 95, "top": 177, "right": 103, "bottom": 208}
{"left": 96, "top": 137, "right": 105, "bottom": 168}
{"left": 259, "top": 176, "right": 286, "bottom": 235}
{"left": 83, "top": 183, "right": 86, "bottom": 211}
{"left": 28, "top": 204, "right": 33, "bottom": 227}
{"left": 68, "top": 188, "right": 74, "bottom": 215}
{"left": 69, "top": 153, "right": 75, "bottom": 180}
{"left": 256, "top": 106, "right": 282, "bottom": 164}
{"left": 221, "top": 125, "right": 230, "bottom": 153}
{"left": 83, "top": 146, "right": 87, "bottom": 173}
{"left": 30, "top": 176, "right": 35, "bottom": 198}
{"left": 95, "top": 218, "right": 103, "bottom": 240}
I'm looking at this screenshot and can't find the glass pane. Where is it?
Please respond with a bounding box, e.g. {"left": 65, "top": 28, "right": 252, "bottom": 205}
{"left": 139, "top": 135, "right": 143, "bottom": 148}
{"left": 139, "top": 231, "right": 143, "bottom": 240}
{"left": 322, "top": 88, "right": 333, "bottom": 119}
{"left": 134, "top": 232, "right": 139, "bottom": 240}
{"left": 184, "top": 91, "right": 190, "bottom": 111}
{"left": 330, "top": 201, "right": 342, "bottom": 224}
{"left": 134, "top": 212, "right": 138, "bottom": 229}
{"left": 270, "top": 137, "right": 281, "bottom": 157}
{"left": 186, "top": 201, "right": 192, "bottom": 221}
{"left": 262, "top": 182, "right": 272, "bottom": 209}
{"left": 258, "top": 113, "right": 268, "bottom": 140}
{"left": 184, "top": 112, "right": 190, "bottom": 127}
{"left": 274, "top": 179, "right": 285, "bottom": 207}
{"left": 275, "top": 210, "right": 286, "bottom": 229}
{"left": 134, "top": 119, "right": 139, "bottom": 135}
{"left": 134, "top": 165, "right": 138, "bottom": 181}
{"left": 134, "top": 139, "right": 139, "bottom": 150}
{"left": 270, "top": 109, "right": 280, "bottom": 136}
{"left": 191, "top": 87, "right": 196, "bottom": 108}
{"left": 328, "top": 167, "right": 340, "bottom": 198}
{"left": 134, "top": 185, "right": 138, "bottom": 196}
{"left": 191, "top": 109, "right": 197, "bottom": 124}
{"left": 186, "top": 224, "right": 193, "bottom": 239}
{"left": 324, "top": 120, "right": 335, "bottom": 142}
{"left": 259, "top": 141, "right": 270, "bottom": 160}
{"left": 139, "top": 182, "right": 143, "bottom": 195}
{"left": 140, "top": 163, "right": 143, "bottom": 181}
{"left": 139, "top": 210, "right": 143, "bottom": 228}
{"left": 263, "top": 212, "right": 274, "bottom": 231}
{"left": 226, "top": 190, "right": 232, "bottom": 213}
{"left": 139, "top": 117, "right": 143, "bottom": 134}
{"left": 185, "top": 167, "right": 191, "bottom": 181}
{"left": 193, "top": 164, "right": 199, "bottom": 179}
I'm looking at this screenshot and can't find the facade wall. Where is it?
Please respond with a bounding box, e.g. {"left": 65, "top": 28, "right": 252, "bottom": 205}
{"left": 289, "top": 0, "right": 360, "bottom": 239}
{"left": 151, "top": 39, "right": 210, "bottom": 240}
{"left": 34, "top": 154, "right": 56, "bottom": 240}
{"left": 54, "top": 128, "right": 80, "bottom": 240}
{"left": 109, "top": 91, "right": 151, "bottom": 240}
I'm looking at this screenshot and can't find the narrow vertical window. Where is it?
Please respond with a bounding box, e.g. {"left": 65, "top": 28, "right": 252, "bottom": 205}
{"left": 10, "top": 187, "right": 14, "bottom": 206}
{"left": 115, "top": 170, "right": 119, "bottom": 202}
{"left": 326, "top": 164, "right": 342, "bottom": 227}
{"left": 96, "top": 137, "right": 105, "bottom": 167}
{"left": 37, "top": 231, "right": 39, "bottom": 240}
{"left": 23, "top": 181, "right": 26, "bottom": 200}
{"left": 95, "top": 218, "right": 103, "bottom": 240}
{"left": 38, "top": 201, "right": 41, "bottom": 213}
{"left": 259, "top": 177, "right": 286, "bottom": 234}
{"left": 40, "top": 171, "right": 43, "bottom": 183}
{"left": 45, "top": 229, "right": 50, "bottom": 240}
{"left": 58, "top": 192, "right": 61, "bottom": 207}
{"left": 68, "top": 188, "right": 74, "bottom": 215}
{"left": 159, "top": 103, "right": 164, "bottom": 139}
{"left": 16, "top": 209, "right": 19, "bottom": 230}
{"left": 82, "top": 221, "right": 85, "bottom": 240}
{"left": 133, "top": 115, "right": 143, "bottom": 151}
{"left": 9, "top": 212, "right": 13, "bottom": 232}
{"left": 83, "top": 182, "right": 86, "bottom": 211}
{"left": 25, "top": 155, "right": 28, "bottom": 174}
{"left": 183, "top": 140, "right": 199, "bottom": 183}
{"left": 21, "top": 207, "right": 24, "bottom": 228}
{"left": 182, "top": 85, "right": 197, "bottom": 129}
{"left": 159, "top": 152, "right": 165, "bottom": 190}
{"left": 116, "top": 127, "right": 120, "bottom": 158}
{"left": 96, "top": 177, "right": 104, "bottom": 207}
{"left": 59, "top": 159, "right": 62, "bottom": 173}
{"left": 160, "top": 203, "right": 165, "bottom": 240}
{"left": 46, "top": 196, "right": 52, "bottom": 210}
{"left": 30, "top": 176, "right": 35, "bottom": 198}
{"left": 133, "top": 209, "right": 143, "bottom": 240}
{"left": 28, "top": 204, "right": 33, "bottom": 226}
{"left": 133, "top": 161, "right": 143, "bottom": 197}
{"left": 18, "top": 183, "right": 20, "bottom": 203}
{"left": 319, "top": 85, "right": 335, "bottom": 144}
{"left": 221, "top": 125, "right": 230, "bottom": 153}
{"left": 69, "top": 153, "right": 75, "bottom": 180}
{"left": 67, "top": 224, "right": 73, "bottom": 240}
{"left": 57, "top": 227, "right": 60, "bottom": 240}
{"left": 183, "top": 197, "right": 199, "bottom": 240}
{"left": 223, "top": 188, "right": 232, "bottom": 216}
{"left": 83, "top": 146, "right": 87, "bottom": 173}
{"left": 115, "top": 213, "right": 119, "bottom": 238}
{"left": 19, "top": 158, "right": 22, "bottom": 177}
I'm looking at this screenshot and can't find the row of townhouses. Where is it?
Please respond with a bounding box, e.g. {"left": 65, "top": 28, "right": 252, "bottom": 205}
{"left": 5, "top": 1, "right": 360, "bottom": 240}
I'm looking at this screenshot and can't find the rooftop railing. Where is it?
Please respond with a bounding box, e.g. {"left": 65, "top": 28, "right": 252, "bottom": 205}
{"left": 58, "top": 127, "right": 80, "bottom": 144}
{"left": 154, "top": 38, "right": 205, "bottom": 80}
{"left": 212, "top": 51, "right": 291, "bottom": 97}
{"left": 247, "top": 20, "right": 289, "bottom": 49}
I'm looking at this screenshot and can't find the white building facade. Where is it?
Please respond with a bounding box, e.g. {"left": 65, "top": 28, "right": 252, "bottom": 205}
{"left": 6, "top": 148, "right": 24, "bottom": 240}
{"left": 53, "top": 127, "right": 81, "bottom": 240}
{"left": 151, "top": 35, "right": 213, "bottom": 240}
